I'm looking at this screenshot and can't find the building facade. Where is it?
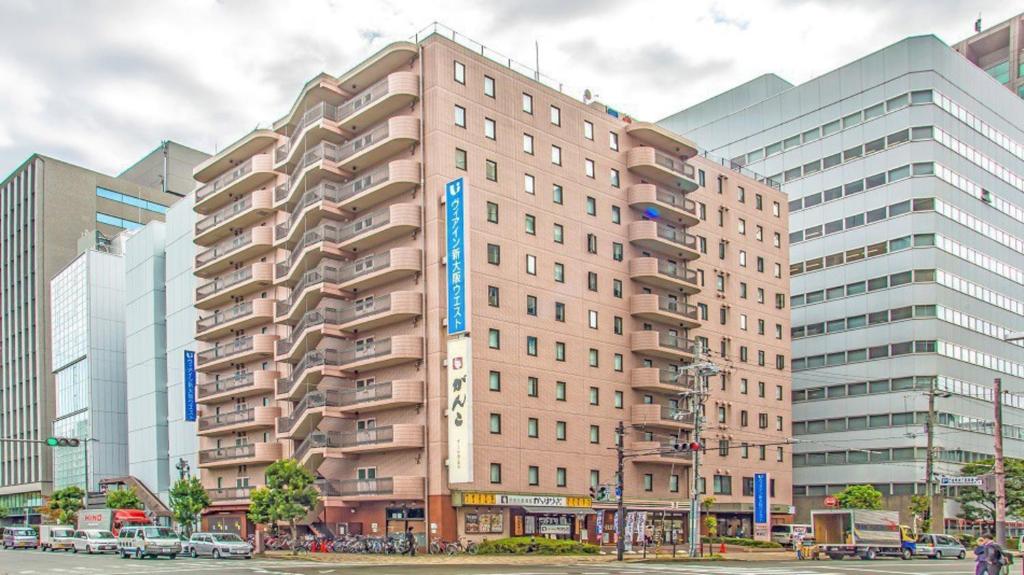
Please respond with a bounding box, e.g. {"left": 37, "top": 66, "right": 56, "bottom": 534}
{"left": 192, "top": 29, "right": 791, "bottom": 541}
{"left": 661, "top": 35, "right": 1024, "bottom": 531}
{"left": 0, "top": 142, "right": 205, "bottom": 524}
{"left": 125, "top": 194, "right": 201, "bottom": 504}
{"left": 953, "top": 12, "right": 1024, "bottom": 99}
{"left": 50, "top": 245, "right": 128, "bottom": 492}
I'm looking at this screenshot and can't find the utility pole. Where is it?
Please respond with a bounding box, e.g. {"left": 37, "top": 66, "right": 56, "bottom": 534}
{"left": 616, "top": 420, "right": 625, "bottom": 562}
{"left": 677, "top": 349, "right": 715, "bottom": 558}
{"left": 925, "top": 380, "right": 936, "bottom": 531}
{"left": 994, "top": 377, "right": 1007, "bottom": 546}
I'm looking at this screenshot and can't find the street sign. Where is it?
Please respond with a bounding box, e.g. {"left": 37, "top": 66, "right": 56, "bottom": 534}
{"left": 939, "top": 475, "right": 983, "bottom": 487}
{"left": 824, "top": 495, "right": 838, "bottom": 508}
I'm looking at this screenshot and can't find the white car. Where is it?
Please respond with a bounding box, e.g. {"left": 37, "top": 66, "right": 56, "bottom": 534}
{"left": 73, "top": 529, "right": 119, "bottom": 554}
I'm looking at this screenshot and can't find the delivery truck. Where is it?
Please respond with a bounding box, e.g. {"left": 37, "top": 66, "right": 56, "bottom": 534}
{"left": 811, "top": 509, "right": 916, "bottom": 560}
{"left": 76, "top": 508, "right": 151, "bottom": 536}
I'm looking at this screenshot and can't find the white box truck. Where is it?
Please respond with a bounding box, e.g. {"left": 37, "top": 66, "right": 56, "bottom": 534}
{"left": 811, "top": 509, "right": 916, "bottom": 560}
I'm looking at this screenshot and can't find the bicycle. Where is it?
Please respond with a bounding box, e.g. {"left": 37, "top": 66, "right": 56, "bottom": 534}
{"left": 444, "top": 536, "right": 478, "bottom": 555}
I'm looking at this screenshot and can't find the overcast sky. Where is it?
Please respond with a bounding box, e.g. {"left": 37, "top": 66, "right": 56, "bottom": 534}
{"left": 0, "top": 0, "right": 1018, "bottom": 176}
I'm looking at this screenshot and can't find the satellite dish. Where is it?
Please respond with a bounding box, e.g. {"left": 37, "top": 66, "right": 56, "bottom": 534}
{"left": 583, "top": 89, "right": 592, "bottom": 103}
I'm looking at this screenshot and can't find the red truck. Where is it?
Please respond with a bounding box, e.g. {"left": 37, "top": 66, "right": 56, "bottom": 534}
{"left": 77, "top": 509, "right": 151, "bottom": 536}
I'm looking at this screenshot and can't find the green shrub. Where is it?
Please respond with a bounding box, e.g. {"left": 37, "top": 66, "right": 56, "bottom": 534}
{"left": 475, "top": 536, "right": 599, "bottom": 555}
{"left": 702, "top": 536, "right": 782, "bottom": 548}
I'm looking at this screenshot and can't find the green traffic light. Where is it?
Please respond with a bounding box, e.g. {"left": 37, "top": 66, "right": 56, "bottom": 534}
{"left": 46, "top": 437, "right": 58, "bottom": 447}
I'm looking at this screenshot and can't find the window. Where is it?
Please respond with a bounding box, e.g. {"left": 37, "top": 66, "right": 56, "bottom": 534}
{"left": 489, "top": 371, "right": 501, "bottom": 391}
{"left": 609, "top": 132, "right": 619, "bottom": 151}
{"left": 589, "top": 387, "right": 599, "bottom": 405}
{"left": 524, "top": 173, "right": 535, "bottom": 195}
{"left": 555, "top": 421, "right": 567, "bottom": 440}
{"left": 489, "top": 413, "right": 502, "bottom": 434}
{"left": 713, "top": 475, "right": 732, "bottom": 495}
{"left": 553, "top": 223, "right": 564, "bottom": 244}
{"left": 525, "top": 214, "right": 536, "bottom": 235}
{"left": 585, "top": 159, "right": 595, "bottom": 178}
{"left": 613, "top": 279, "right": 622, "bottom": 298}
{"left": 772, "top": 202, "right": 780, "bottom": 217}
{"left": 552, "top": 184, "right": 563, "bottom": 204}
{"left": 483, "top": 75, "right": 495, "bottom": 97}
{"left": 528, "top": 466, "right": 539, "bottom": 486}
{"left": 590, "top": 425, "right": 600, "bottom": 444}
{"left": 554, "top": 302, "right": 565, "bottom": 322}
{"left": 588, "top": 348, "right": 599, "bottom": 367}
{"left": 485, "top": 159, "right": 497, "bottom": 181}
{"left": 555, "top": 342, "right": 565, "bottom": 361}
{"left": 551, "top": 145, "right": 562, "bottom": 165}
{"left": 643, "top": 474, "right": 654, "bottom": 492}
{"left": 523, "top": 133, "right": 534, "bottom": 155}
{"left": 490, "top": 463, "right": 501, "bottom": 483}
{"left": 554, "top": 263, "right": 565, "bottom": 282}
{"left": 611, "top": 205, "right": 621, "bottom": 224}
{"left": 487, "top": 243, "right": 500, "bottom": 265}
{"left": 528, "top": 418, "right": 539, "bottom": 437}
{"left": 455, "top": 148, "right": 467, "bottom": 170}
{"left": 550, "top": 105, "right": 561, "bottom": 126}
{"left": 526, "top": 254, "right": 536, "bottom": 275}
{"left": 614, "top": 391, "right": 623, "bottom": 409}
{"left": 612, "top": 242, "right": 623, "bottom": 261}
{"left": 487, "top": 286, "right": 500, "bottom": 307}
{"left": 586, "top": 196, "right": 597, "bottom": 216}
{"left": 556, "top": 467, "right": 567, "bottom": 487}
{"left": 486, "top": 201, "right": 499, "bottom": 223}
{"left": 453, "top": 105, "right": 466, "bottom": 128}
{"left": 527, "top": 377, "right": 538, "bottom": 397}
{"left": 484, "top": 118, "right": 496, "bottom": 139}
{"left": 526, "top": 336, "right": 538, "bottom": 356}
{"left": 738, "top": 218, "right": 746, "bottom": 235}
{"left": 588, "top": 271, "right": 598, "bottom": 291}
{"left": 759, "top": 413, "right": 768, "bottom": 429}
{"left": 587, "top": 233, "right": 598, "bottom": 253}
{"left": 522, "top": 93, "right": 533, "bottom": 113}
{"left": 525, "top": 295, "right": 537, "bottom": 316}
{"left": 453, "top": 60, "right": 465, "bottom": 84}
{"left": 610, "top": 168, "right": 620, "bottom": 188}
{"left": 669, "top": 475, "right": 680, "bottom": 492}
{"left": 488, "top": 329, "right": 500, "bottom": 349}
{"left": 588, "top": 310, "right": 599, "bottom": 329}
{"left": 584, "top": 120, "right": 594, "bottom": 140}
{"left": 613, "top": 353, "right": 623, "bottom": 372}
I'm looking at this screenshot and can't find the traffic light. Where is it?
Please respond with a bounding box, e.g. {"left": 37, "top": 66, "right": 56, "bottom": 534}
{"left": 589, "top": 485, "right": 610, "bottom": 501}
{"left": 673, "top": 441, "right": 702, "bottom": 452}
{"left": 45, "top": 437, "right": 80, "bottom": 447}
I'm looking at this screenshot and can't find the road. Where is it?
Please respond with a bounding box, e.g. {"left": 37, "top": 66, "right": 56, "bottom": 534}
{"left": 0, "top": 548, "right": 978, "bottom": 575}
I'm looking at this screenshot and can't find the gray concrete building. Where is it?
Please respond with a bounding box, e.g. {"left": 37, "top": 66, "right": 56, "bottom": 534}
{"left": 0, "top": 142, "right": 206, "bottom": 524}
{"left": 954, "top": 11, "right": 1024, "bottom": 100}
{"left": 661, "top": 35, "right": 1024, "bottom": 533}
{"left": 125, "top": 194, "right": 199, "bottom": 504}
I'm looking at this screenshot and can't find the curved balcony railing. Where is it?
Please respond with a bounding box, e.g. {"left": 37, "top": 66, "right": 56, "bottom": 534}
{"left": 275, "top": 251, "right": 398, "bottom": 316}
{"left": 657, "top": 296, "right": 698, "bottom": 320}
{"left": 198, "top": 407, "right": 255, "bottom": 431}
{"left": 655, "top": 224, "right": 698, "bottom": 251}
{"left": 276, "top": 102, "right": 342, "bottom": 162}
{"left": 276, "top": 206, "right": 395, "bottom": 278}
{"left": 196, "top": 230, "right": 255, "bottom": 267}
{"left": 196, "top": 157, "right": 257, "bottom": 202}
{"left": 656, "top": 261, "right": 697, "bottom": 284}
{"left": 195, "top": 266, "right": 253, "bottom": 301}
{"left": 652, "top": 187, "right": 697, "bottom": 215}
{"left": 197, "top": 336, "right": 255, "bottom": 366}
{"left": 198, "top": 443, "right": 255, "bottom": 464}
{"left": 196, "top": 194, "right": 255, "bottom": 234}
{"left": 294, "top": 427, "right": 397, "bottom": 462}
{"left": 656, "top": 332, "right": 697, "bottom": 354}
{"left": 207, "top": 486, "right": 253, "bottom": 501}
{"left": 654, "top": 151, "right": 696, "bottom": 179}
{"left": 276, "top": 294, "right": 395, "bottom": 355}
{"left": 197, "top": 371, "right": 255, "bottom": 399}
{"left": 196, "top": 300, "right": 254, "bottom": 333}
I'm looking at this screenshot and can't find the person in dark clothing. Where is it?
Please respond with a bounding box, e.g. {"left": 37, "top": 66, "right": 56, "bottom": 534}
{"left": 405, "top": 527, "right": 416, "bottom": 556}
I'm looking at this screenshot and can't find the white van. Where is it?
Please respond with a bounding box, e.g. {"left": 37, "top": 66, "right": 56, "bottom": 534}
{"left": 39, "top": 525, "right": 76, "bottom": 551}
{"left": 770, "top": 523, "right": 813, "bottom": 547}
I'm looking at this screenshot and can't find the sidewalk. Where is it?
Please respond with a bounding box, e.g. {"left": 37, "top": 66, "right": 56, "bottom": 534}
{"left": 265, "top": 547, "right": 792, "bottom": 564}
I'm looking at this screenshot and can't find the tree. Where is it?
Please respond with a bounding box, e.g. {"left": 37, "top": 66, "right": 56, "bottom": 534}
{"left": 956, "top": 458, "right": 1024, "bottom": 523}
{"left": 40, "top": 486, "right": 85, "bottom": 525}
{"left": 835, "top": 485, "right": 883, "bottom": 510}
{"left": 106, "top": 486, "right": 143, "bottom": 510}
{"left": 247, "top": 460, "right": 319, "bottom": 555}
{"left": 909, "top": 494, "right": 931, "bottom": 533}
{"left": 169, "top": 477, "right": 210, "bottom": 537}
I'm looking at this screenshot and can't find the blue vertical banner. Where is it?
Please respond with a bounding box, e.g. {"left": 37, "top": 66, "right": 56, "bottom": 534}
{"left": 445, "top": 177, "right": 469, "bottom": 335}
{"left": 753, "top": 472, "right": 771, "bottom": 541}
{"left": 184, "top": 350, "right": 197, "bottom": 422}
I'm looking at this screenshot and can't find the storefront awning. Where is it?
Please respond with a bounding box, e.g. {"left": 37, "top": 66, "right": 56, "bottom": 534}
{"left": 521, "top": 506, "right": 596, "bottom": 515}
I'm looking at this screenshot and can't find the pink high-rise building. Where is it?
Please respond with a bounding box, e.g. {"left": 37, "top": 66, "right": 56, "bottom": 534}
{"left": 191, "top": 27, "right": 792, "bottom": 544}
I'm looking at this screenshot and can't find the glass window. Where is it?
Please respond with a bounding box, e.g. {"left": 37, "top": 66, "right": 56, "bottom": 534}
{"left": 523, "top": 133, "right": 534, "bottom": 155}
{"left": 550, "top": 105, "right": 561, "bottom": 126}
{"left": 551, "top": 145, "right": 561, "bottom": 165}
{"left": 483, "top": 75, "right": 495, "bottom": 97}
{"left": 486, "top": 159, "right": 497, "bottom": 181}
{"left": 522, "top": 93, "right": 533, "bottom": 113}
{"left": 453, "top": 61, "right": 465, "bottom": 84}
{"left": 453, "top": 105, "right": 466, "bottom": 127}
{"left": 455, "top": 148, "right": 467, "bottom": 170}
{"left": 583, "top": 120, "right": 594, "bottom": 140}
{"left": 490, "top": 463, "right": 501, "bottom": 483}
{"left": 552, "top": 184, "right": 563, "bottom": 204}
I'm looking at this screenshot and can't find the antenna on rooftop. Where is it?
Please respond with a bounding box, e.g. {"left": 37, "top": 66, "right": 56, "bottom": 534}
{"left": 975, "top": 13, "right": 982, "bottom": 33}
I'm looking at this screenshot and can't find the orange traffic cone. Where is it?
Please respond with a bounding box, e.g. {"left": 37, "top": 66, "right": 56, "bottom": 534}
{"left": 719, "top": 542, "right": 726, "bottom": 554}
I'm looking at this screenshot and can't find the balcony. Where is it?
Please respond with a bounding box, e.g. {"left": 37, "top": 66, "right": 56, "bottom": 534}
{"left": 275, "top": 336, "right": 423, "bottom": 398}
{"left": 197, "top": 405, "right": 281, "bottom": 436}
{"left": 628, "top": 184, "right": 699, "bottom": 226}
{"left": 275, "top": 117, "right": 420, "bottom": 207}
{"left": 630, "top": 331, "right": 696, "bottom": 361}
{"left": 194, "top": 189, "right": 275, "bottom": 246}
{"left": 626, "top": 147, "right": 699, "bottom": 192}
{"left": 630, "top": 440, "right": 695, "bottom": 466}
{"left": 196, "top": 370, "right": 278, "bottom": 403}
{"left": 274, "top": 161, "right": 421, "bottom": 245}
{"left": 275, "top": 248, "right": 422, "bottom": 324}
{"left": 194, "top": 227, "right": 274, "bottom": 278}
{"left": 625, "top": 122, "right": 699, "bottom": 158}
{"left": 207, "top": 486, "right": 254, "bottom": 503}
{"left": 628, "top": 221, "right": 699, "bottom": 260}
{"left": 279, "top": 387, "right": 423, "bottom": 446}
{"left": 630, "top": 367, "right": 696, "bottom": 394}
{"left": 278, "top": 375, "right": 422, "bottom": 410}
{"left": 631, "top": 404, "right": 695, "bottom": 431}
{"left": 629, "top": 257, "right": 699, "bottom": 294}
{"left": 195, "top": 298, "right": 275, "bottom": 341}
{"left": 274, "top": 204, "right": 421, "bottom": 285}
{"left": 296, "top": 425, "right": 424, "bottom": 468}
{"left": 195, "top": 262, "right": 274, "bottom": 310}
{"left": 275, "top": 102, "right": 348, "bottom": 170}
{"left": 195, "top": 154, "right": 278, "bottom": 214}
{"left": 315, "top": 476, "right": 424, "bottom": 503}
{"left": 275, "top": 292, "right": 423, "bottom": 362}
{"left": 198, "top": 442, "right": 282, "bottom": 468}
{"left": 629, "top": 294, "right": 700, "bottom": 328}
{"left": 195, "top": 334, "right": 277, "bottom": 372}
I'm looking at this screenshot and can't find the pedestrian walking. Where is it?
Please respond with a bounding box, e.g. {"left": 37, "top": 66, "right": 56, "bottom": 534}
{"left": 792, "top": 530, "right": 805, "bottom": 560}
{"left": 404, "top": 526, "right": 416, "bottom": 556}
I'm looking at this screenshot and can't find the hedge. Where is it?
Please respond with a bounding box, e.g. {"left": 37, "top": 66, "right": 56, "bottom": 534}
{"left": 702, "top": 536, "right": 782, "bottom": 548}
{"left": 475, "top": 537, "right": 599, "bottom": 555}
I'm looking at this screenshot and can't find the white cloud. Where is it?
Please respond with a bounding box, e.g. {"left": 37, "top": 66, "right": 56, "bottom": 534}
{"left": 0, "top": 0, "right": 1016, "bottom": 175}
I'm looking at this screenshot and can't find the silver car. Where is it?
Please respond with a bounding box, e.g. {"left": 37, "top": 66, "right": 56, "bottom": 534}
{"left": 73, "top": 529, "right": 119, "bottom": 554}
{"left": 915, "top": 533, "right": 966, "bottom": 559}
{"left": 188, "top": 532, "right": 252, "bottom": 559}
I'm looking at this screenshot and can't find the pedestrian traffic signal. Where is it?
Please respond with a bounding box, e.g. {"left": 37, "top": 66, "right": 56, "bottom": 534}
{"left": 673, "top": 441, "right": 702, "bottom": 452}
{"left": 45, "top": 437, "right": 80, "bottom": 447}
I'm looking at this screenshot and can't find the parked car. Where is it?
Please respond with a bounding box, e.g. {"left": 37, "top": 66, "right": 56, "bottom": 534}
{"left": 119, "top": 525, "right": 180, "bottom": 559}
{"left": 188, "top": 532, "right": 253, "bottom": 559}
{"left": 73, "top": 529, "right": 119, "bottom": 554}
{"left": 39, "top": 525, "right": 75, "bottom": 552}
{"left": 915, "top": 533, "right": 966, "bottom": 559}
{"left": 770, "top": 523, "right": 813, "bottom": 547}
{"left": 2, "top": 527, "right": 38, "bottom": 550}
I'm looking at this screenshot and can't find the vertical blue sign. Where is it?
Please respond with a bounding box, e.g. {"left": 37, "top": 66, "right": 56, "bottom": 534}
{"left": 754, "top": 472, "right": 768, "bottom": 524}
{"left": 446, "top": 177, "right": 468, "bottom": 335}
{"left": 184, "top": 350, "right": 197, "bottom": 422}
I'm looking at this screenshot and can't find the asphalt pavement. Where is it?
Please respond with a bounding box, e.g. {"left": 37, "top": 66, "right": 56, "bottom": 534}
{"left": 0, "top": 547, "right": 979, "bottom": 575}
